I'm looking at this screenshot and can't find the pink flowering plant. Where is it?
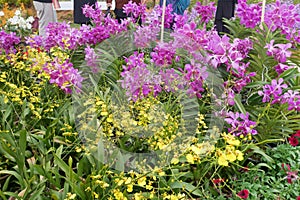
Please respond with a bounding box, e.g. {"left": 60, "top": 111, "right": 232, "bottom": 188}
{"left": 0, "top": 0, "right": 300, "bottom": 199}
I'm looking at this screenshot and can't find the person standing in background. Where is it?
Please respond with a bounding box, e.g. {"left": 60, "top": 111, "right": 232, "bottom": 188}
{"left": 159, "top": 0, "right": 190, "bottom": 15}
{"left": 106, "top": 0, "right": 141, "bottom": 23}
{"left": 33, "top": 0, "right": 59, "bottom": 36}
{"left": 74, "top": 0, "right": 97, "bottom": 25}
{"left": 214, "top": 0, "right": 237, "bottom": 35}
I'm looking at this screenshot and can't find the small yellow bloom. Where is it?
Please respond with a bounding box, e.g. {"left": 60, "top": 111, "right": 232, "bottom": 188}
{"left": 134, "top": 193, "right": 144, "bottom": 200}
{"left": 218, "top": 155, "right": 228, "bottom": 166}
{"left": 225, "top": 152, "right": 236, "bottom": 162}
{"left": 186, "top": 154, "right": 194, "bottom": 164}
{"left": 101, "top": 111, "right": 108, "bottom": 116}
{"left": 137, "top": 176, "right": 147, "bottom": 187}
{"left": 127, "top": 184, "right": 133, "bottom": 192}
{"left": 235, "top": 150, "right": 244, "bottom": 161}
{"left": 171, "top": 157, "right": 179, "bottom": 165}
{"left": 93, "top": 192, "right": 99, "bottom": 199}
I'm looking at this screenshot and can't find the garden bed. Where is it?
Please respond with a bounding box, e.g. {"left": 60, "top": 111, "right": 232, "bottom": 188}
{"left": 0, "top": 0, "right": 300, "bottom": 199}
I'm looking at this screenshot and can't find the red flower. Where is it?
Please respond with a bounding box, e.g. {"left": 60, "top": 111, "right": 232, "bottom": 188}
{"left": 212, "top": 178, "right": 224, "bottom": 185}
{"left": 296, "top": 196, "right": 300, "bottom": 200}
{"left": 286, "top": 170, "right": 298, "bottom": 184}
{"left": 294, "top": 130, "right": 300, "bottom": 137}
{"left": 288, "top": 136, "right": 299, "bottom": 146}
{"left": 237, "top": 189, "right": 249, "bottom": 199}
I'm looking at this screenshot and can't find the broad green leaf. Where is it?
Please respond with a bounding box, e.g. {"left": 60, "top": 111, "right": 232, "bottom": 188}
{"left": 170, "top": 181, "right": 202, "bottom": 196}
{"left": 53, "top": 155, "right": 81, "bottom": 182}
{"left": 250, "top": 146, "right": 274, "bottom": 163}
{"left": 0, "top": 170, "right": 25, "bottom": 188}
{"left": 234, "top": 94, "right": 247, "bottom": 114}
{"left": 28, "top": 185, "right": 45, "bottom": 200}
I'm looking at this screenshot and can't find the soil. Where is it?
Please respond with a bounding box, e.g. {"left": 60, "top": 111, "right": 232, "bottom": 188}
{"left": 57, "top": 10, "right": 73, "bottom": 22}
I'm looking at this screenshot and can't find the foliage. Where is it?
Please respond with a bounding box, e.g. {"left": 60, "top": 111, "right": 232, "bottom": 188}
{"left": 229, "top": 143, "right": 300, "bottom": 200}
{"left": 0, "top": 0, "right": 300, "bottom": 199}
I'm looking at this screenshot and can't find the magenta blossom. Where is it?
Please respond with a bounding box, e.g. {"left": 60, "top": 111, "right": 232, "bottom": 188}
{"left": 183, "top": 60, "right": 208, "bottom": 98}
{"left": 43, "top": 59, "right": 84, "bottom": 94}
{"left": 274, "top": 63, "right": 293, "bottom": 75}
{"left": 120, "top": 66, "right": 162, "bottom": 101}
{"left": 84, "top": 45, "right": 99, "bottom": 73}
{"left": 134, "top": 25, "right": 160, "bottom": 48}
{"left": 0, "top": 30, "right": 21, "bottom": 54}
{"left": 258, "top": 78, "right": 288, "bottom": 104}
{"left": 236, "top": 0, "right": 262, "bottom": 28}
{"left": 123, "top": 0, "right": 147, "bottom": 23}
{"left": 265, "top": 40, "right": 292, "bottom": 63}
{"left": 123, "top": 51, "right": 147, "bottom": 72}
{"left": 225, "top": 111, "right": 258, "bottom": 136}
{"left": 159, "top": 68, "right": 185, "bottom": 93}
{"left": 264, "top": 0, "right": 300, "bottom": 37}
{"left": 151, "top": 41, "right": 176, "bottom": 67}
{"left": 281, "top": 90, "right": 300, "bottom": 111}
{"left": 194, "top": 2, "right": 216, "bottom": 24}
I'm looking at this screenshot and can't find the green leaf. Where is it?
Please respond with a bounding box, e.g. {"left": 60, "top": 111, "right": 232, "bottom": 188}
{"left": 0, "top": 190, "right": 8, "bottom": 200}
{"left": 28, "top": 185, "right": 45, "bottom": 200}
{"left": 0, "top": 170, "right": 25, "bottom": 188}
{"left": 256, "top": 163, "right": 272, "bottom": 170}
{"left": 279, "top": 67, "right": 299, "bottom": 80}
{"left": 234, "top": 94, "right": 247, "bottom": 114}
{"left": 245, "top": 81, "right": 268, "bottom": 88}
{"left": 115, "top": 151, "right": 125, "bottom": 172}
{"left": 170, "top": 181, "right": 203, "bottom": 197}
{"left": 18, "top": 130, "right": 26, "bottom": 156}
{"left": 53, "top": 155, "right": 81, "bottom": 182}
{"left": 250, "top": 146, "right": 274, "bottom": 163}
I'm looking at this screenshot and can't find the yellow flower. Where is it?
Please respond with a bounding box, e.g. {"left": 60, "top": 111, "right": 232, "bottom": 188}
{"left": 190, "top": 145, "right": 201, "bottom": 155}
{"left": 93, "top": 192, "right": 99, "bottom": 199}
{"left": 222, "top": 133, "right": 240, "bottom": 146}
{"left": 171, "top": 157, "right": 179, "bottom": 165}
{"left": 113, "top": 189, "right": 127, "bottom": 200}
{"left": 225, "top": 152, "right": 236, "bottom": 162}
{"left": 65, "top": 193, "right": 76, "bottom": 200}
{"left": 134, "top": 193, "right": 144, "bottom": 200}
{"left": 218, "top": 155, "right": 228, "bottom": 166}
{"left": 186, "top": 154, "right": 194, "bottom": 164}
{"left": 235, "top": 150, "right": 244, "bottom": 161}
{"left": 115, "top": 178, "right": 124, "bottom": 186}
{"left": 127, "top": 184, "right": 133, "bottom": 192}
{"left": 225, "top": 146, "right": 236, "bottom": 162}
{"left": 124, "top": 177, "right": 132, "bottom": 184}
{"left": 137, "top": 176, "right": 147, "bottom": 187}
{"left": 146, "top": 181, "right": 153, "bottom": 190}
{"left": 101, "top": 111, "right": 108, "bottom": 116}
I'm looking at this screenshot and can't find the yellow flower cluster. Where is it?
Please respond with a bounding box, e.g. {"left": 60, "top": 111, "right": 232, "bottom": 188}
{"left": 64, "top": 193, "right": 76, "bottom": 200}
{"left": 60, "top": 123, "right": 79, "bottom": 144}
{"left": 0, "top": 47, "right": 65, "bottom": 119}
{"left": 162, "top": 192, "right": 187, "bottom": 200}
{"left": 88, "top": 169, "right": 162, "bottom": 200}
{"left": 185, "top": 141, "right": 215, "bottom": 164}
{"left": 148, "top": 114, "right": 179, "bottom": 150}
{"left": 216, "top": 133, "right": 244, "bottom": 166}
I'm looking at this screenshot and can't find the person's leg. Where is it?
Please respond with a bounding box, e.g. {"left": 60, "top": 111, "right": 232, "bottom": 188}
{"left": 214, "top": 0, "right": 224, "bottom": 34}
{"left": 214, "top": 0, "right": 235, "bottom": 35}
{"left": 221, "top": 0, "right": 235, "bottom": 34}
{"left": 114, "top": 8, "right": 127, "bottom": 24}
{"left": 33, "top": 1, "right": 56, "bottom": 36}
